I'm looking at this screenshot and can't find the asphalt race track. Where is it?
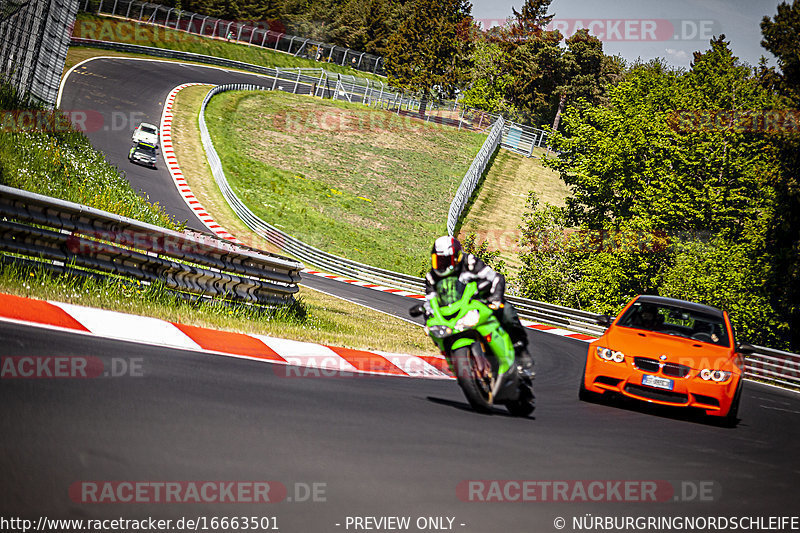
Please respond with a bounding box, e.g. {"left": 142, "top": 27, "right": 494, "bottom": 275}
{"left": 1, "top": 56, "right": 798, "bottom": 531}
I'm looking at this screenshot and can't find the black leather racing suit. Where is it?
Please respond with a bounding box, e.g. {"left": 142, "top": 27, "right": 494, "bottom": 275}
{"left": 424, "top": 254, "right": 529, "bottom": 348}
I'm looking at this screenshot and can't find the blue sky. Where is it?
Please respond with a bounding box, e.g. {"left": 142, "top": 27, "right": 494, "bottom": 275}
{"left": 470, "top": 0, "right": 784, "bottom": 69}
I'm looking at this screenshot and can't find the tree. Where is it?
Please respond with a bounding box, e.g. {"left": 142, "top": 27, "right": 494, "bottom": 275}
{"left": 760, "top": 1, "right": 800, "bottom": 349}
{"left": 329, "top": 0, "right": 392, "bottom": 56}
{"left": 761, "top": 0, "right": 800, "bottom": 101}
{"left": 511, "top": 0, "right": 554, "bottom": 36}
{"left": 460, "top": 40, "right": 518, "bottom": 118}
{"left": 504, "top": 29, "right": 563, "bottom": 126}
{"left": 384, "top": 0, "right": 474, "bottom": 102}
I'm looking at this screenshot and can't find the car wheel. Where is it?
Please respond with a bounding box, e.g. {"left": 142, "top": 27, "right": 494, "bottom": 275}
{"left": 717, "top": 378, "right": 743, "bottom": 428}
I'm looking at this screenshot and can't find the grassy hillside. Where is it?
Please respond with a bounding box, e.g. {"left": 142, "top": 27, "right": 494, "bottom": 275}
{"left": 458, "top": 148, "right": 570, "bottom": 276}
{"left": 73, "top": 13, "right": 383, "bottom": 83}
{"left": 204, "top": 89, "right": 486, "bottom": 275}
{"left": 0, "top": 81, "right": 176, "bottom": 227}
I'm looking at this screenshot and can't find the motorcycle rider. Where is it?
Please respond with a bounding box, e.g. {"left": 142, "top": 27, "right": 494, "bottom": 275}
{"left": 425, "top": 235, "right": 535, "bottom": 378}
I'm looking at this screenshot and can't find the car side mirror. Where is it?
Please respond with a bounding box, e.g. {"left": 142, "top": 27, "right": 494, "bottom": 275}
{"left": 409, "top": 304, "right": 425, "bottom": 318}
{"left": 596, "top": 314, "right": 613, "bottom": 327}
{"left": 737, "top": 343, "right": 756, "bottom": 355}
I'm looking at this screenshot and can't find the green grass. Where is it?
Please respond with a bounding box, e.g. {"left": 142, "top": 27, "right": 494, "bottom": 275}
{"left": 0, "top": 260, "right": 436, "bottom": 355}
{"left": 458, "top": 148, "right": 571, "bottom": 276}
{"left": 74, "top": 13, "right": 385, "bottom": 84}
{"left": 204, "top": 89, "right": 487, "bottom": 275}
{"left": 0, "top": 80, "right": 176, "bottom": 228}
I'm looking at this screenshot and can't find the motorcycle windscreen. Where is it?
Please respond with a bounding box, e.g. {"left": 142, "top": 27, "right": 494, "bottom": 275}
{"left": 434, "top": 277, "right": 467, "bottom": 307}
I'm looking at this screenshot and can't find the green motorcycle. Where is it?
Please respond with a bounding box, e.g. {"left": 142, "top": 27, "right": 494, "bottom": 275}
{"left": 410, "top": 278, "right": 535, "bottom": 417}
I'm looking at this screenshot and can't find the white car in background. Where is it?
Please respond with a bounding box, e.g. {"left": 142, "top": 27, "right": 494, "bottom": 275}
{"left": 132, "top": 122, "right": 159, "bottom": 146}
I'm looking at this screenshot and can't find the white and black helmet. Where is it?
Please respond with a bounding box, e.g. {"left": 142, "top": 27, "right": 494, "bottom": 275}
{"left": 431, "top": 236, "right": 463, "bottom": 276}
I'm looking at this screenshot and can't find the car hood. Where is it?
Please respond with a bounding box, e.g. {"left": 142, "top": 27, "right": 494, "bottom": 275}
{"left": 602, "top": 326, "right": 732, "bottom": 368}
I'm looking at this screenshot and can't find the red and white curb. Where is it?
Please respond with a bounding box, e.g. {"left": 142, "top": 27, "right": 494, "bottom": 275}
{"left": 159, "top": 85, "right": 596, "bottom": 344}
{"left": 0, "top": 293, "right": 452, "bottom": 380}
{"left": 160, "top": 83, "right": 241, "bottom": 244}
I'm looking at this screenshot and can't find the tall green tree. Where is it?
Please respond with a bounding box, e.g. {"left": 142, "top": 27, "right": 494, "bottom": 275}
{"left": 504, "top": 29, "right": 563, "bottom": 126}
{"left": 761, "top": 0, "right": 800, "bottom": 101}
{"left": 327, "top": 0, "right": 393, "bottom": 55}
{"left": 384, "top": 0, "right": 474, "bottom": 100}
{"left": 760, "top": 1, "right": 800, "bottom": 349}
{"left": 460, "top": 39, "right": 518, "bottom": 118}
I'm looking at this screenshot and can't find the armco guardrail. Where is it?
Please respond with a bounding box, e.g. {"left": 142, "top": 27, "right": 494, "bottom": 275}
{"left": 0, "top": 185, "right": 302, "bottom": 305}
{"left": 744, "top": 347, "right": 800, "bottom": 391}
{"left": 447, "top": 117, "right": 504, "bottom": 237}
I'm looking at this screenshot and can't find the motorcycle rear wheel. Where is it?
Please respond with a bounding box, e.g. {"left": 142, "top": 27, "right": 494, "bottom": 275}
{"left": 451, "top": 344, "right": 494, "bottom": 414}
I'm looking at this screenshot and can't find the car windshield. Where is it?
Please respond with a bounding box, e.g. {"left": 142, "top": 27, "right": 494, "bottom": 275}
{"left": 141, "top": 125, "right": 157, "bottom": 135}
{"left": 617, "top": 301, "right": 730, "bottom": 347}
{"left": 137, "top": 145, "right": 156, "bottom": 156}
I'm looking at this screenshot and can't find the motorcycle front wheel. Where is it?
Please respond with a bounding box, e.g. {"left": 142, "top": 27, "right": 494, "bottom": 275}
{"left": 451, "top": 344, "right": 494, "bottom": 414}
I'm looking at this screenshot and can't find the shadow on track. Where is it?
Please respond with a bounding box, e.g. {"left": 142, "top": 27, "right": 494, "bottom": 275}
{"left": 425, "top": 396, "right": 537, "bottom": 421}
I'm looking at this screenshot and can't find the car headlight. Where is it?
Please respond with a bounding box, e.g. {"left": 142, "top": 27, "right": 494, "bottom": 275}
{"left": 455, "top": 309, "right": 481, "bottom": 330}
{"left": 596, "top": 346, "right": 625, "bottom": 363}
{"left": 699, "top": 369, "right": 732, "bottom": 382}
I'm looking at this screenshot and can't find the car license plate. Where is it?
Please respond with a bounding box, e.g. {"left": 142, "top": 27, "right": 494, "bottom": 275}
{"left": 642, "top": 374, "right": 674, "bottom": 390}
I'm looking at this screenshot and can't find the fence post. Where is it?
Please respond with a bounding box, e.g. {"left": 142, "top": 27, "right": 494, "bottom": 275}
{"left": 316, "top": 70, "right": 325, "bottom": 97}
{"left": 293, "top": 69, "right": 300, "bottom": 94}
{"left": 272, "top": 68, "right": 279, "bottom": 90}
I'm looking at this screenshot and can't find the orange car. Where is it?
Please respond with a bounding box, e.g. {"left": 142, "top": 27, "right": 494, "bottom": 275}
{"left": 580, "top": 295, "right": 752, "bottom": 425}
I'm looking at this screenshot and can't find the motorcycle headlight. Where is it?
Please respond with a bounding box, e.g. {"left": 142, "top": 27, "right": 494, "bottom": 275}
{"left": 596, "top": 346, "right": 625, "bottom": 363}
{"left": 427, "top": 325, "right": 453, "bottom": 339}
{"left": 455, "top": 309, "right": 481, "bottom": 330}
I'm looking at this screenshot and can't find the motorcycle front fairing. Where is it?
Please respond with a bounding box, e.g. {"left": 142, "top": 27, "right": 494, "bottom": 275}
{"left": 425, "top": 280, "right": 515, "bottom": 381}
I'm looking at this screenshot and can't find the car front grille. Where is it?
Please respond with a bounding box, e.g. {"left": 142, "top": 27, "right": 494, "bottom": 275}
{"left": 624, "top": 384, "right": 689, "bottom": 404}
{"left": 633, "top": 357, "right": 691, "bottom": 378}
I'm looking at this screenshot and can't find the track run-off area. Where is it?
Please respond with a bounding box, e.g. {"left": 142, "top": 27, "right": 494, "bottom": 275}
{"left": 1, "top": 56, "right": 798, "bottom": 532}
